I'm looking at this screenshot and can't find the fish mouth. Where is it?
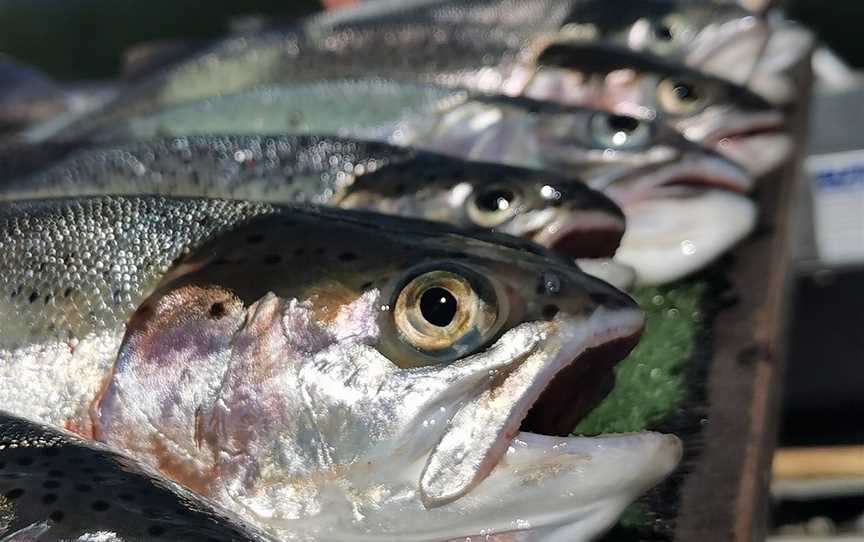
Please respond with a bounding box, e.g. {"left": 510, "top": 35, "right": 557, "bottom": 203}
{"left": 700, "top": 111, "right": 787, "bottom": 146}
{"left": 420, "top": 303, "right": 646, "bottom": 508}
{"left": 530, "top": 211, "right": 625, "bottom": 258}
{"left": 600, "top": 152, "right": 753, "bottom": 207}
{"left": 519, "top": 327, "right": 642, "bottom": 437}
{"left": 415, "top": 306, "right": 681, "bottom": 542}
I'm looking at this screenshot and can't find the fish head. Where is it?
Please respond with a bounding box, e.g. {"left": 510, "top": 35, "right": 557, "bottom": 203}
{"left": 523, "top": 42, "right": 793, "bottom": 176}
{"left": 92, "top": 208, "right": 679, "bottom": 541}
{"left": 561, "top": 0, "right": 810, "bottom": 98}
{"left": 335, "top": 157, "right": 626, "bottom": 259}
{"left": 529, "top": 104, "right": 754, "bottom": 206}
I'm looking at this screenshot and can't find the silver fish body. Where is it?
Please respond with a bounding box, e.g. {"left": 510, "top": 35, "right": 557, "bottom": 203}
{"left": 46, "top": 10, "right": 797, "bottom": 179}
{"left": 18, "top": 91, "right": 755, "bottom": 285}
{"left": 308, "top": 0, "right": 811, "bottom": 96}
{"left": 0, "top": 134, "right": 626, "bottom": 259}
{"left": 63, "top": 80, "right": 754, "bottom": 194}
{"left": 0, "top": 195, "right": 680, "bottom": 541}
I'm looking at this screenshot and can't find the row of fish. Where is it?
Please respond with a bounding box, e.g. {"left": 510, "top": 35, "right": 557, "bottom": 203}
{"left": 0, "top": 0, "right": 811, "bottom": 540}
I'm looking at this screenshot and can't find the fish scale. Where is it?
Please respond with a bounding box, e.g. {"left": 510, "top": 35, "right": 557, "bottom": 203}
{"left": 0, "top": 134, "right": 628, "bottom": 262}
{"left": 0, "top": 197, "right": 275, "bottom": 429}
{"left": 0, "top": 411, "right": 266, "bottom": 541}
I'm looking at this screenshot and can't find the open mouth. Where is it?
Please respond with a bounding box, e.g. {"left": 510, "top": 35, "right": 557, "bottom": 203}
{"left": 603, "top": 156, "right": 753, "bottom": 208}
{"left": 420, "top": 305, "right": 645, "bottom": 509}
{"left": 520, "top": 331, "right": 642, "bottom": 437}
{"left": 531, "top": 211, "right": 626, "bottom": 258}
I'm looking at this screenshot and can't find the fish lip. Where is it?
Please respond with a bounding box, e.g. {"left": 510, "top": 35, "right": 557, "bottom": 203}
{"left": 491, "top": 307, "right": 645, "bottom": 468}
{"left": 530, "top": 211, "right": 626, "bottom": 258}
{"left": 602, "top": 152, "right": 753, "bottom": 207}
{"left": 699, "top": 110, "right": 786, "bottom": 146}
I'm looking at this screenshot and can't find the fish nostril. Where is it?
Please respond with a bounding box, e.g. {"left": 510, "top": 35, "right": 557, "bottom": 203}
{"left": 542, "top": 304, "right": 560, "bottom": 320}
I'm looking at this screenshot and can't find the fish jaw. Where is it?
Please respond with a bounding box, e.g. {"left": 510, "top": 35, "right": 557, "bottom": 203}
{"left": 311, "top": 431, "right": 680, "bottom": 542}
{"left": 596, "top": 147, "right": 754, "bottom": 207}
{"left": 527, "top": 209, "right": 625, "bottom": 259}
{"left": 675, "top": 108, "right": 791, "bottom": 177}
{"left": 615, "top": 190, "right": 757, "bottom": 286}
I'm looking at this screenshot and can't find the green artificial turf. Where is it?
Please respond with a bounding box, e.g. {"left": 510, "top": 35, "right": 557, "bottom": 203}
{"left": 576, "top": 281, "right": 707, "bottom": 537}
{"left": 575, "top": 281, "right": 705, "bottom": 435}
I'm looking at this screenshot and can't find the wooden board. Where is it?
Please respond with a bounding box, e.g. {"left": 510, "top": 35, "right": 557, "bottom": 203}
{"left": 673, "top": 61, "right": 814, "bottom": 541}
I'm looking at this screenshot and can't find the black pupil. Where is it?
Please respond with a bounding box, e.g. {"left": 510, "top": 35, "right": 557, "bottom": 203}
{"left": 673, "top": 82, "right": 698, "bottom": 102}
{"left": 476, "top": 188, "right": 515, "bottom": 213}
{"left": 419, "top": 287, "right": 458, "bottom": 327}
{"left": 654, "top": 24, "right": 673, "bottom": 41}
{"left": 606, "top": 114, "right": 639, "bottom": 133}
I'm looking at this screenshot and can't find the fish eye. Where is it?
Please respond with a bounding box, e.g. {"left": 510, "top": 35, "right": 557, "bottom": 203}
{"left": 467, "top": 185, "right": 521, "bottom": 227}
{"left": 657, "top": 78, "right": 710, "bottom": 116}
{"left": 392, "top": 269, "right": 499, "bottom": 360}
{"left": 589, "top": 112, "right": 651, "bottom": 150}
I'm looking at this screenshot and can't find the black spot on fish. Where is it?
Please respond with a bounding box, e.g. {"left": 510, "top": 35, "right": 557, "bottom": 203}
{"left": 5, "top": 488, "right": 24, "bottom": 499}
{"left": 0, "top": 461, "right": 5, "bottom": 469}
{"left": 148, "top": 526, "right": 166, "bottom": 537}
{"left": 294, "top": 248, "right": 306, "bottom": 257}
{"left": 542, "top": 304, "right": 560, "bottom": 320}
{"left": 360, "top": 281, "right": 373, "bottom": 290}
{"left": 338, "top": 252, "right": 357, "bottom": 262}
{"left": 42, "top": 480, "right": 60, "bottom": 489}
{"left": 17, "top": 456, "right": 33, "bottom": 466}
{"left": 91, "top": 500, "right": 110, "bottom": 511}
{"left": 74, "top": 483, "right": 91, "bottom": 493}
{"left": 264, "top": 255, "right": 281, "bottom": 265}
{"left": 43, "top": 294, "right": 52, "bottom": 305}
{"left": 49, "top": 510, "right": 64, "bottom": 522}
{"left": 92, "top": 475, "right": 109, "bottom": 482}
{"left": 42, "top": 493, "right": 58, "bottom": 505}
{"left": 28, "top": 291, "right": 39, "bottom": 303}
{"left": 41, "top": 448, "right": 59, "bottom": 457}
{"left": 314, "top": 247, "right": 326, "bottom": 256}
{"left": 246, "top": 234, "right": 264, "bottom": 245}
{"left": 209, "top": 302, "right": 227, "bottom": 319}
{"left": 48, "top": 469, "right": 64, "bottom": 478}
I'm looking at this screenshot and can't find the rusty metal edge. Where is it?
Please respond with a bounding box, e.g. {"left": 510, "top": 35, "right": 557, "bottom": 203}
{"left": 673, "top": 57, "right": 814, "bottom": 541}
